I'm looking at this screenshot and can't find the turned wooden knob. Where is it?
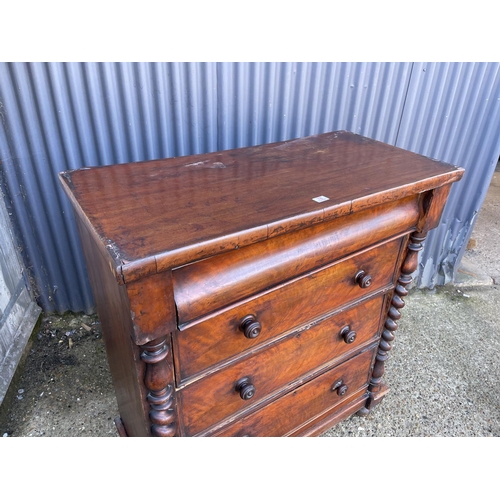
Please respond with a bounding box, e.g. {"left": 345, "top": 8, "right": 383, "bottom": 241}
{"left": 331, "top": 379, "right": 348, "bottom": 396}
{"left": 235, "top": 377, "right": 256, "bottom": 400}
{"left": 355, "top": 270, "right": 372, "bottom": 288}
{"left": 340, "top": 325, "right": 357, "bottom": 344}
{"left": 239, "top": 314, "right": 262, "bottom": 339}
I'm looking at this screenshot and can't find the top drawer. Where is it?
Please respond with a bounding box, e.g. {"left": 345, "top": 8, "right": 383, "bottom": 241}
{"left": 172, "top": 196, "right": 419, "bottom": 325}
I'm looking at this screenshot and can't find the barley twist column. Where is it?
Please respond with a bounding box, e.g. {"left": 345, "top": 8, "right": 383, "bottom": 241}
{"left": 141, "top": 336, "right": 177, "bottom": 437}
{"left": 358, "top": 231, "right": 426, "bottom": 416}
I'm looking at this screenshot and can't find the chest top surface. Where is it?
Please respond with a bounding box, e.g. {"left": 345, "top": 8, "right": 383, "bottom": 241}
{"left": 59, "top": 131, "right": 463, "bottom": 280}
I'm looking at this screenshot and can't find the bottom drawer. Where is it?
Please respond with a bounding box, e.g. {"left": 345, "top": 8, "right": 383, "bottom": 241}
{"left": 211, "top": 347, "right": 376, "bottom": 437}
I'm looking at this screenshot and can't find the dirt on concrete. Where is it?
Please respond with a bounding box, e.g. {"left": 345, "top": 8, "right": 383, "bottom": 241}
{"left": 0, "top": 312, "right": 119, "bottom": 437}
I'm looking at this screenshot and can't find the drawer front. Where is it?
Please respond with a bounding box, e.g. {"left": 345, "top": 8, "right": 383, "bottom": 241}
{"left": 178, "top": 297, "right": 383, "bottom": 436}
{"left": 174, "top": 236, "right": 404, "bottom": 382}
{"left": 173, "top": 196, "right": 419, "bottom": 324}
{"left": 212, "top": 347, "right": 376, "bottom": 437}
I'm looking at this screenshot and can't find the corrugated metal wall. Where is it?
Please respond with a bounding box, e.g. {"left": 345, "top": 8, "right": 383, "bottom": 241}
{"left": 0, "top": 62, "right": 499, "bottom": 313}
{"left": 396, "top": 62, "right": 500, "bottom": 287}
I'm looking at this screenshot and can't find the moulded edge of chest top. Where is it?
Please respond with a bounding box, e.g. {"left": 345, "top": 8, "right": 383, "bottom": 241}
{"left": 59, "top": 165, "right": 464, "bottom": 288}
{"left": 118, "top": 171, "right": 463, "bottom": 285}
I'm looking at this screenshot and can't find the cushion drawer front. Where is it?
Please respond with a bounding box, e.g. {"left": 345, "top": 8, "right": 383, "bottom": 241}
{"left": 177, "top": 296, "right": 384, "bottom": 436}
{"left": 174, "top": 236, "right": 405, "bottom": 382}
{"left": 173, "top": 196, "right": 420, "bottom": 324}
{"left": 213, "top": 347, "right": 376, "bottom": 437}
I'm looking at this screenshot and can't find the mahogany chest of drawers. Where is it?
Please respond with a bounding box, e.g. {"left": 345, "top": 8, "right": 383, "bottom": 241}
{"left": 59, "top": 131, "right": 463, "bottom": 437}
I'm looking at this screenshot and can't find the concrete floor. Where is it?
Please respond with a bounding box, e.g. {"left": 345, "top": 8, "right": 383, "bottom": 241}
{"left": 1, "top": 164, "right": 498, "bottom": 438}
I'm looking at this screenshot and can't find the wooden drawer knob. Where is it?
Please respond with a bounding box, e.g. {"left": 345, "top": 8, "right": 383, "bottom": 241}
{"left": 331, "top": 379, "right": 348, "bottom": 396}
{"left": 239, "top": 314, "right": 262, "bottom": 339}
{"left": 235, "top": 377, "right": 256, "bottom": 400}
{"left": 355, "top": 270, "right": 372, "bottom": 288}
{"left": 340, "top": 325, "right": 357, "bottom": 344}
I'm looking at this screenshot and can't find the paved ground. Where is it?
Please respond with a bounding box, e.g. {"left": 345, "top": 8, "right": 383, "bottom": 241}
{"left": 0, "top": 165, "right": 498, "bottom": 438}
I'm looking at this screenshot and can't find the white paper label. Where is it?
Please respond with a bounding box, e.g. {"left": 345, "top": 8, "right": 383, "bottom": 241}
{"left": 312, "top": 195, "right": 329, "bottom": 203}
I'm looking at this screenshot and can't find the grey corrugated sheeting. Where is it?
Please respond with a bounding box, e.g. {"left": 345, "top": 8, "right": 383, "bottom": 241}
{"left": 395, "top": 62, "right": 500, "bottom": 287}
{"left": 0, "top": 62, "right": 219, "bottom": 313}
{"left": 216, "top": 62, "right": 413, "bottom": 148}
{"left": 0, "top": 62, "right": 499, "bottom": 313}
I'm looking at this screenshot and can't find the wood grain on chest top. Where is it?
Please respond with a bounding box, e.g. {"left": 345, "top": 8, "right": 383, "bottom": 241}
{"left": 60, "top": 131, "right": 462, "bottom": 283}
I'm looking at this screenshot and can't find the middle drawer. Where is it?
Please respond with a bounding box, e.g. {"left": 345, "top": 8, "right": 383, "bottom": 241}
{"left": 173, "top": 236, "right": 404, "bottom": 382}
{"left": 177, "top": 293, "right": 386, "bottom": 436}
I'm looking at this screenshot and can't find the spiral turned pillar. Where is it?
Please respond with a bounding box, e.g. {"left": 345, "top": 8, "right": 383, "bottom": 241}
{"left": 141, "top": 336, "right": 177, "bottom": 437}
{"left": 358, "top": 231, "right": 426, "bottom": 416}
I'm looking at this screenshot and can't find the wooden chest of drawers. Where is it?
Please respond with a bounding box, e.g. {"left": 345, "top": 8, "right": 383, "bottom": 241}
{"left": 59, "top": 131, "right": 463, "bottom": 437}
